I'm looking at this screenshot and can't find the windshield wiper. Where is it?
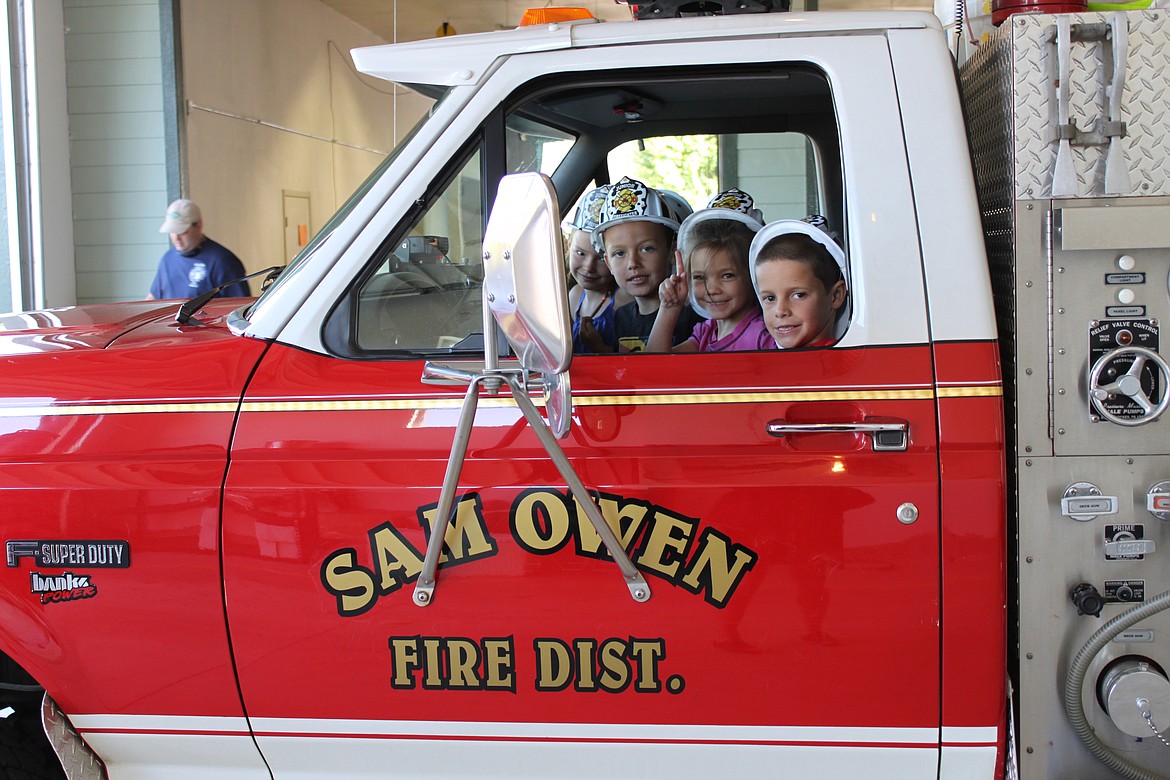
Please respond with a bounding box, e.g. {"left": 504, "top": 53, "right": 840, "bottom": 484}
{"left": 176, "top": 266, "right": 284, "bottom": 325}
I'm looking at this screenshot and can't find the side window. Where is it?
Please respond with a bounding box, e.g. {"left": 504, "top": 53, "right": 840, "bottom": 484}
{"left": 353, "top": 150, "right": 485, "bottom": 352}
{"left": 506, "top": 115, "right": 573, "bottom": 176}
{"left": 348, "top": 116, "right": 575, "bottom": 354}
{"left": 593, "top": 130, "right": 842, "bottom": 351}
{"left": 722, "top": 133, "right": 823, "bottom": 220}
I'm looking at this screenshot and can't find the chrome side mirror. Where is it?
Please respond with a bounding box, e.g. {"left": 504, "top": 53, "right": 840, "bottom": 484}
{"left": 482, "top": 173, "right": 571, "bottom": 375}
{"left": 482, "top": 173, "right": 573, "bottom": 436}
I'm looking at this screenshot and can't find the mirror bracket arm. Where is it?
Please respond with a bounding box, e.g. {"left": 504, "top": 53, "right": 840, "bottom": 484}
{"left": 413, "top": 363, "right": 650, "bottom": 607}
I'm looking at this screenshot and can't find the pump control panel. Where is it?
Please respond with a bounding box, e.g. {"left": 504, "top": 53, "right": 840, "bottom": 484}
{"left": 1087, "top": 319, "right": 1161, "bottom": 422}
{"left": 1014, "top": 197, "right": 1170, "bottom": 778}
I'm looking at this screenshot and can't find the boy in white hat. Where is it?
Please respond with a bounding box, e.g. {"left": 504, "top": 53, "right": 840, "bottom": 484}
{"left": 591, "top": 177, "right": 703, "bottom": 352}
{"left": 749, "top": 215, "right": 848, "bottom": 349}
{"left": 147, "top": 199, "right": 249, "bottom": 300}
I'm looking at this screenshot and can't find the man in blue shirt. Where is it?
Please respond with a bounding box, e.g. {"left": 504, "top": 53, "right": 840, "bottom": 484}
{"left": 147, "top": 199, "right": 251, "bottom": 299}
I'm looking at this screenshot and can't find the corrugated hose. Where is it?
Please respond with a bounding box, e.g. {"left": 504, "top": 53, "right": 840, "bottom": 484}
{"left": 1064, "top": 589, "right": 1170, "bottom": 780}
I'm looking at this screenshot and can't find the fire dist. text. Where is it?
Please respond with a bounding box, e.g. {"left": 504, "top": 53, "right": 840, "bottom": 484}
{"left": 387, "top": 635, "right": 678, "bottom": 694}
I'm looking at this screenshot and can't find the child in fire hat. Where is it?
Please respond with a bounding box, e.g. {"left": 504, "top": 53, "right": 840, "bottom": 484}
{"left": 648, "top": 188, "right": 774, "bottom": 353}
{"left": 564, "top": 185, "right": 630, "bottom": 353}
{"left": 750, "top": 214, "right": 849, "bottom": 349}
{"left": 592, "top": 177, "right": 704, "bottom": 352}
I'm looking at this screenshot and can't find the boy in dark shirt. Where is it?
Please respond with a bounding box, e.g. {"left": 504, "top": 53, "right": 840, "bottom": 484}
{"left": 591, "top": 177, "right": 703, "bottom": 352}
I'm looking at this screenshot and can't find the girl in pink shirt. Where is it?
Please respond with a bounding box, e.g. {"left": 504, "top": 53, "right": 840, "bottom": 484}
{"left": 647, "top": 189, "right": 774, "bottom": 353}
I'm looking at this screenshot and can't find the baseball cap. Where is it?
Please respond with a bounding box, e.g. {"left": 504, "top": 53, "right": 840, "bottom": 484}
{"left": 591, "top": 177, "right": 681, "bottom": 252}
{"left": 159, "top": 199, "right": 202, "bottom": 234}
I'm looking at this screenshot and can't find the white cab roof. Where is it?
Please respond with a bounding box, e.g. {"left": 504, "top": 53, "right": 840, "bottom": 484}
{"left": 351, "top": 11, "right": 942, "bottom": 87}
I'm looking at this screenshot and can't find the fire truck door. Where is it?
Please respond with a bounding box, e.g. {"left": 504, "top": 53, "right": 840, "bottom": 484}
{"left": 221, "top": 39, "right": 943, "bottom": 780}
{"left": 221, "top": 234, "right": 943, "bottom": 779}
{"left": 221, "top": 341, "right": 942, "bottom": 779}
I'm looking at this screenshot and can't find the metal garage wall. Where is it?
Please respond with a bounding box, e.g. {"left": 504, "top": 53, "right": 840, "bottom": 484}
{"left": 63, "top": 0, "right": 398, "bottom": 304}
{"left": 64, "top": 0, "right": 167, "bottom": 304}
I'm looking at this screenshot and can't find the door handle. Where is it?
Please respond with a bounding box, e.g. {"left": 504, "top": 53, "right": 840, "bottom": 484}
{"left": 766, "top": 416, "right": 909, "bottom": 451}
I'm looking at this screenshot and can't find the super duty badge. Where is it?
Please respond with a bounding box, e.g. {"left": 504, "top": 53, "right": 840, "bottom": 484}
{"left": 6, "top": 540, "right": 130, "bottom": 568}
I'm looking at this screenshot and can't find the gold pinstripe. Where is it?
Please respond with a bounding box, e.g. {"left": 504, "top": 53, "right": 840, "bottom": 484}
{"left": 0, "top": 402, "right": 240, "bottom": 418}
{"left": 0, "top": 385, "right": 1002, "bottom": 418}
{"left": 538, "top": 389, "right": 941, "bottom": 406}
{"left": 937, "top": 386, "right": 1003, "bottom": 398}
{"left": 241, "top": 389, "right": 939, "bottom": 412}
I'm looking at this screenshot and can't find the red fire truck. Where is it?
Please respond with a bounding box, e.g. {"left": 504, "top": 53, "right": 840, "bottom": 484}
{"left": 2, "top": 3, "right": 1169, "bottom": 778}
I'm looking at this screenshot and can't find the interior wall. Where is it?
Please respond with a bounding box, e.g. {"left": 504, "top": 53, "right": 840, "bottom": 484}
{"left": 181, "top": 0, "right": 422, "bottom": 279}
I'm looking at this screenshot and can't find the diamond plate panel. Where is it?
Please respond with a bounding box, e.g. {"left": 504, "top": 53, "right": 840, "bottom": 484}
{"left": 996, "top": 10, "right": 1170, "bottom": 200}
{"left": 42, "top": 695, "right": 107, "bottom": 780}
{"left": 960, "top": 28, "right": 1020, "bottom": 430}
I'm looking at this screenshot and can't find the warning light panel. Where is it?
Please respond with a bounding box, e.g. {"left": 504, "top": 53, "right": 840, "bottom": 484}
{"left": 519, "top": 8, "right": 595, "bottom": 25}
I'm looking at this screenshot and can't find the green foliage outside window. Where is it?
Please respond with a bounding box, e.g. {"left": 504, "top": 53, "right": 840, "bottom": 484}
{"left": 609, "top": 135, "right": 719, "bottom": 213}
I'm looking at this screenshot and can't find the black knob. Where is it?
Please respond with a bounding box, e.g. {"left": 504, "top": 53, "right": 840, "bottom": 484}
{"left": 1071, "top": 583, "right": 1105, "bottom": 617}
{"left": 1116, "top": 585, "right": 1135, "bottom": 602}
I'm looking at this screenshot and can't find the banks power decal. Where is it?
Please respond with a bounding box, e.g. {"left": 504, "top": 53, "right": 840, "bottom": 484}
{"left": 29, "top": 572, "right": 97, "bottom": 604}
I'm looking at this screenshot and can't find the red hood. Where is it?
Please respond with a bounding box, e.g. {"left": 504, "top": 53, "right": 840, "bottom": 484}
{"left": 0, "top": 299, "right": 247, "bottom": 354}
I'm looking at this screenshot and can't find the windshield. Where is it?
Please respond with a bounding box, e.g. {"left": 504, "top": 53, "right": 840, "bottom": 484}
{"left": 245, "top": 85, "right": 452, "bottom": 315}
